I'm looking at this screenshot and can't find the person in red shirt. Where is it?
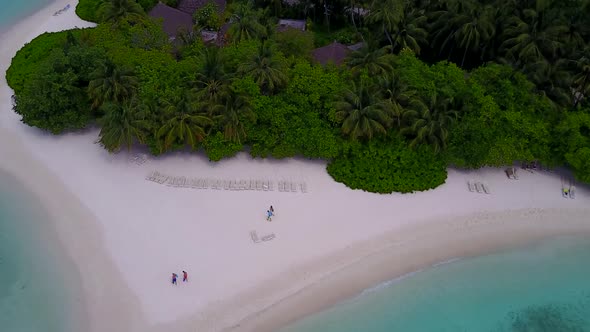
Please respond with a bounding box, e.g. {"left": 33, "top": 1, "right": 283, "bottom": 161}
{"left": 182, "top": 271, "right": 188, "bottom": 282}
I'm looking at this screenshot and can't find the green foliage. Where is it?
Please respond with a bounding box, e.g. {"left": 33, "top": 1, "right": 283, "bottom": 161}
{"left": 327, "top": 136, "right": 448, "bottom": 194}
{"left": 76, "top": 0, "right": 104, "bottom": 22}
{"left": 448, "top": 64, "right": 553, "bottom": 167}
{"left": 194, "top": 1, "right": 222, "bottom": 31}
{"left": 13, "top": 48, "right": 100, "bottom": 133}
{"left": 272, "top": 29, "right": 315, "bottom": 60}
{"left": 9, "top": 0, "right": 590, "bottom": 191}
{"left": 7, "top": 30, "right": 79, "bottom": 93}
{"left": 203, "top": 131, "right": 243, "bottom": 161}
{"left": 555, "top": 111, "right": 590, "bottom": 182}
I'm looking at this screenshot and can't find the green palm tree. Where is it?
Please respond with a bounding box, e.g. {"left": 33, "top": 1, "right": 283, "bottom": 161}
{"left": 525, "top": 60, "right": 572, "bottom": 107}
{"left": 570, "top": 49, "right": 590, "bottom": 107}
{"left": 197, "top": 47, "right": 228, "bottom": 83}
{"left": 378, "top": 74, "right": 424, "bottom": 129}
{"left": 238, "top": 42, "right": 287, "bottom": 94}
{"left": 500, "top": 8, "right": 565, "bottom": 67}
{"left": 194, "top": 47, "right": 231, "bottom": 112}
{"left": 402, "top": 92, "right": 459, "bottom": 153}
{"left": 453, "top": 5, "right": 495, "bottom": 67}
{"left": 97, "top": 99, "right": 149, "bottom": 153}
{"left": 88, "top": 60, "right": 138, "bottom": 110}
{"left": 429, "top": 0, "right": 476, "bottom": 60}
{"left": 99, "top": 0, "right": 144, "bottom": 24}
{"left": 390, "top": 7, "right": 428, "bottom": 55}
{"left": 211, "top": 87, "right": 255, "bottom": 143}
{"left": 334, "top": 80, "right": 391, "bottom": 140}
{"left": 157, "top": 94, "right": 213, "bottom": 152}
{"left": 228, "top": 1, "right": 267, "bottom": 42}
{"left": 346, "top": 46, "right": 394, "bottom": 77}
{"left": 367, "top": 0, "right": 404, "bottom": 50}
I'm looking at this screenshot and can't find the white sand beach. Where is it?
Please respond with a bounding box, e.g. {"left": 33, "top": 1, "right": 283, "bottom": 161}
{"left": 1, "top": 2, "right": 590, "bottom": 332}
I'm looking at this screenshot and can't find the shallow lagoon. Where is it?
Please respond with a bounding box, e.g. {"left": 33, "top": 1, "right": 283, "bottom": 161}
{"left": 282, "top": 235, "right": 590, "bottom": 332}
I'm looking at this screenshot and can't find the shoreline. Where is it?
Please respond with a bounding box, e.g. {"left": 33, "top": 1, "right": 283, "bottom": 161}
{"left": 0, "top": 0, "right": 55, "bottom": 36}
{"left": 1, "top": 1, "right": 590, "bottom": 332}
{"left": 0, "top": 168, "right": 87, "bottom": 332}
{"left": 0, "top": 1, "right": 146, "bottom": 331}
{"left": 230, "top": 207, "right": 590, "bottom": 332}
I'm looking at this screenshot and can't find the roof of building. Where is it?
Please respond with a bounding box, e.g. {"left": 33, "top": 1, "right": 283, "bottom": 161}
{"left": 277, "top": 19, "right": 306, "bottom": 32}
{"left": 177, "top": 0, "right": 226, "bottom": 15}
{"left": 312, "top": 41, "right": 350, "bottom": 66}
{"left": 148, "top": 2, "right": 193, "bottom": 38}
{"left": 347, "top": 42, "right": 365, "bottom": 51}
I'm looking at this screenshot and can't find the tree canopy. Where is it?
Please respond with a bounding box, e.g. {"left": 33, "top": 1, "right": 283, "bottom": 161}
{"left": 7, "top": 0, "right": 590, "bottom": 192}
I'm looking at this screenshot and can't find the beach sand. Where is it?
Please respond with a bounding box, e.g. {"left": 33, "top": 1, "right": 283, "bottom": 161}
{"left": 1, "top": 2, "right": 590, "bottom": 332}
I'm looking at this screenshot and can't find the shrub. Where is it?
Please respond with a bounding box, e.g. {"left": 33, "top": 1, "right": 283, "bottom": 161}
{"left": 327, "top": 136, "right": 448, "bottom": 193}
{"left": 7, "top": 31, "right": 75, "bottom": 93}
{"left": 203, "top": 132, "right": 243, "bottom": 161}
{"left": 76, "top": 0, "right": 104, "bottom": 22}
{"left": 273, "top": 29, "right": 315, "bottom": 59}
{"left": 193, "top": 2, "right": 221, "bottom": 31}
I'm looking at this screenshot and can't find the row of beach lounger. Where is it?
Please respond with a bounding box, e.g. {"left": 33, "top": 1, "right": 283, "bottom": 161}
{"left": 467, "top": 181, "right": 491, "bottom": 194}
{"left": 250, "top": 230, "right": 275, "bottom": 243}
{"left": 129, "top": 153, "right": 147, "bottom": 165}
{"left": 53, "top": 4, "right": 70, "bottom": 16}
{"left": 146, "top": 171, "right": 307, "bottom": 192}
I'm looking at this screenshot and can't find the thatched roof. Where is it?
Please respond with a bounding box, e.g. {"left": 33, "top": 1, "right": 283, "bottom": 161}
{"left": 177, "top": 0, "right": 226, "bottom": 15}
{"left": 149, "top": 3, "right": 193, "bottom": 38}
{"left": 312, "top": 41, "right": 350, "bottom": 66}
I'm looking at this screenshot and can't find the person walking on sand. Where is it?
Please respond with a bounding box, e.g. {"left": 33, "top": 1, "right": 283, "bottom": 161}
{"left": 270, "top": 205, "right": 274, "bottom": 215}
{"left": 266, "top": 210, "right": 272, "bottom": 222}
{"left": 172, "top": 273, "right": 178, "bottom": 285}
{"left": 183, "top": 271, "right": 188, "bottom": 282}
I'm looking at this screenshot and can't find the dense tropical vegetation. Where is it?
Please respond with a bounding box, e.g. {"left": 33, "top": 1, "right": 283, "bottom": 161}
{"left": 7, "top": 0, "right": 590, "bottom": 193}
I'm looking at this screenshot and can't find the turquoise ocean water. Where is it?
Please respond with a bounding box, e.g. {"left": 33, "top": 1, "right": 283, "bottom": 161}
{"left": 0, "top": 171, "right": 84, "bottom": 332}
{"left": 0, "top": 0, "right": 53, "bottom": 33}
{"left": 282, "top": 235, "right": 590, "bottom": 332}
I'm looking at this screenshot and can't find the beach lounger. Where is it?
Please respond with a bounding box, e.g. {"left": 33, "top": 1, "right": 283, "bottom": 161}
{"left": 467, "top": 181, "right": 475, "bottom": 192}
{"left": 166, "top": 177, "right": 176, "bottom": 187}
{"left": 570, "top": 188, "right": 576, "bottom": 199}
{"left": 180, "top": 177, "right": 188, "bottom": 188}
{"left": 263, "top": 180, "right": 269, "bottom": 191}
{"left": 194, "top": 178, "right": 202, "bottom": 189}
{"left": 269, "top": 181, "right": 274, "bottom": 191}
{"left": 300, "top": 182, "right": 307, "bottom": 193}
{"left": 261, "top": 233, "right": 275, "bottom": 242}
{"left": 278, "top": 181, "right": 284, "bottom": 192}
{"left": 256, "top": 180, "right": 263, "bottom": 191}
{"left": 481, "top": 183, "right": 490, "bottom": 194}
{"left": 475, "top": 182, "right": 483, "bottom": 193}
{"left": 291, "top": 182, "right": 297, "bottom": 192}
{"left": 250, "top": 231, "right": 260, "bottom": 243}
{"left": 146, "top": 171, "right": 158, "bottom": 181}
{"left": 172, "top": 177, "right": 180, "bottom": 187}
